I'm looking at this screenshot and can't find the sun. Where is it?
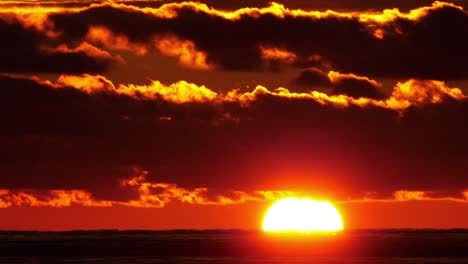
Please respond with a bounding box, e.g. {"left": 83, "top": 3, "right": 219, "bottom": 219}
{"left": 262, "top": 197, "right": 343, "bottom": 232}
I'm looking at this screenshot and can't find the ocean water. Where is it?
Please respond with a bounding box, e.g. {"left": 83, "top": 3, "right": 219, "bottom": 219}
{"left": 0, "top": 230, "right": 467, "bottom": 263}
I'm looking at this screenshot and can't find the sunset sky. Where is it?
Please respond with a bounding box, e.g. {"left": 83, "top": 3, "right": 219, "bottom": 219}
{"left": 0, "top": 0, "right": 467, "bottom": 230}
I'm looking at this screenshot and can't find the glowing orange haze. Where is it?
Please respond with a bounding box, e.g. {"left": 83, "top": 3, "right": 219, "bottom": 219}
{"left": 0, "top": 198, "right": 467, "bottom": 230}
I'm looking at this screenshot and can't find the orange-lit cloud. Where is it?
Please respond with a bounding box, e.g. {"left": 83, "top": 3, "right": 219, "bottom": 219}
{"left": 1, "top": 1, "right": 460, "bottom": 34}
{"left": 369, "top": 79, "right": 464, "bottom": 111}
{"left": 2, "top": 185, "right": 467, "bottom": 209}
{"left": 232, "top": 79, "right": 465, "bottom": 111}
{"left": 2, "top": 1, "right": 461, "bottom": 50}
{"left": 0, "top": 172, "right": 295, "bottom": 209}
{"left": 133, "top": 1, "right": 462, "bottom": 23}
{"left": 0, "top": 6, "right": 60, "bottom": 38}
{"left": 0, "top": 189, "right": 111, "bottom": 208}
{"left": 259, "top": 46, "right": 298, "bottom": 63}
{"left": 53, "top": 41, "right": 122, "bottom": 61}
{"left": 122, "top": 1, "right": 350, "bottom": 20}
{"left": 86, "top": 26, "right": 148, "bottom": 55}
{"left": 86, "top": 27, "right": 214, "bottom": 69}
{"left": 343, "top": 190, "right": 468, "bottom": 203}
{"left": 394, "top": 190, "right": 428, "bottom": 201}
{"left": 155, "top": 35, "right": 215, "bottom": 70}
{"left": 119, "top": 171, "right": 295, "bottom": 208}
{"left": 48, "top": 74, "right": 468, "bottom": 110}
{"left": 120, "top": 80, "right": 218, "bottom": 103}
{"left": 389, "top": 79, "right": 465, "bottom": 106}
{"left": 57, "top": 74, "right": 218, "bottom": 103}
{"left": 358, "top": 1, "right": 464, "bottom": 24}
{"left": 57, "top": 74, "right": 115, "bottom": 94}
{"left": 327, "top": 71, "right": 382, "bottom": 89}
{"left": 372, "top": 28, "right": 385, "bottom": 39}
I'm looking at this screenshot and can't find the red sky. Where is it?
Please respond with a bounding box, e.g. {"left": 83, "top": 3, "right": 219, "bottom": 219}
{"left": 0, "top": 0, "right": 467, "bottom": 230}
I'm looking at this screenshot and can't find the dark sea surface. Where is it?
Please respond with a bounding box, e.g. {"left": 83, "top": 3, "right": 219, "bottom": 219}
{"left": 0, "top": 230, "right": 467, "bottom": 263}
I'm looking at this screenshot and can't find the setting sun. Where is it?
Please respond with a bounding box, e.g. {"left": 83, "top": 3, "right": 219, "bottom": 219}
{"left": 262, "top": 198, "right": 343, "bottom": 232}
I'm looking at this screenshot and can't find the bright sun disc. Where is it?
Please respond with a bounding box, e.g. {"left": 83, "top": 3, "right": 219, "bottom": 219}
{"left": 262, "top": 198, "right": 343, "bottom": 232}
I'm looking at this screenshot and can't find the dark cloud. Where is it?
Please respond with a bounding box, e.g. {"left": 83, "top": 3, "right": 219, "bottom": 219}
{"left": 333, "top": 78, "right": 385, "bottom": 99}
{"left": 47, "top": 2, "right": 468, "bottom": 79}
{"left": 294, "top": 68, "right": 386, "bottom": 99}
{"left": 294, "top": 68, "right": 331, "bottom": 87}
{"left": 0, "top": 19, "right": 114, "bottom": 74}
{"left": 0, "top": 74, "right": 467, "bottom": 201}
{"left": 341, "top": 4, "right": 468, "bottom": 80}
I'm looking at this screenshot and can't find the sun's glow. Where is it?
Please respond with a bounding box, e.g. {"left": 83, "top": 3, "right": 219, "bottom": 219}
{"left": 262, "top": 198, "right": 343, "bottom": 232}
